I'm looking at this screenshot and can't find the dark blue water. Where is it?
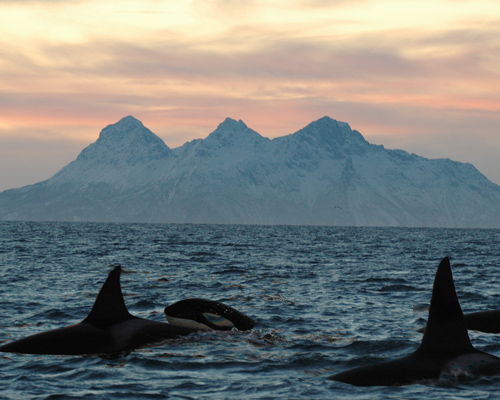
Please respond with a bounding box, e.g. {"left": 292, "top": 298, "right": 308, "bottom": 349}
{"left": 1, "top": 222, "right": 500, "bottom": 399}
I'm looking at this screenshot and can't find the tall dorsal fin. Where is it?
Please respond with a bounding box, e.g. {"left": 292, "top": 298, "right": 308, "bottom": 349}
{"left": 416, "top": 257, "right": 474, "bottom": 357}
{"left": 82, "top": 266, "right": 134, "bottom": 328}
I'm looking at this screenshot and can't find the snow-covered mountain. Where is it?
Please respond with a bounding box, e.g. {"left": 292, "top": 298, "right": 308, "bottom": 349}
{"left": 1, "top": 115, "right": 499, "bottom": 227}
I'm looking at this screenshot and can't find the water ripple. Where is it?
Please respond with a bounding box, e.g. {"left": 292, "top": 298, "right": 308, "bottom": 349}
{"left": 1, "top": 222, "right": 500, "bottom": 399}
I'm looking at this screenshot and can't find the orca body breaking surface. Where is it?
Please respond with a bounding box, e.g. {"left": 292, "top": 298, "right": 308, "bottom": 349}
{"left": 164, "top": 298, "right": 255, "bottom": 331}
{"left": 328, "top": 257, "right": 500, "bottom": 386}
{"left": 464, "top": 310, "right": 500, "bottom": 334}
{"left": 0, "top": 266, "right": 197, "bottom": 355}
{"left": 418, "top": 310, "right": 500, "bottom": 335}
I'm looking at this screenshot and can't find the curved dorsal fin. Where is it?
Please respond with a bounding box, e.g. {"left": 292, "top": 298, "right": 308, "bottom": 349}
{"left": 416, "top": 257, "right": 474, "bottom": 357}
{"left": 82, "top": 265, "right": 134, "bottom": 329}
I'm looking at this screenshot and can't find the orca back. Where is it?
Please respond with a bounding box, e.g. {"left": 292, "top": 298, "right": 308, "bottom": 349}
{"left": 464, "top": 310, "right": 500, "bottom": 334}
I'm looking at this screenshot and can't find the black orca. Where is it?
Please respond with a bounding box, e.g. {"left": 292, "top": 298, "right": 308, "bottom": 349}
{"left": 0, "top": 266, "right": 197, "bottom": 355}
{"left": 464, "top": 310, "right": 500, "bottom": 334}
{"left": 164, "top": 298, "right": 255, "bottom": 331}
{"left": 419, "top": 310, "right": 500, "bottom": 334}
{"left": 328, "top": 257, "right": 500, "bottom": 386}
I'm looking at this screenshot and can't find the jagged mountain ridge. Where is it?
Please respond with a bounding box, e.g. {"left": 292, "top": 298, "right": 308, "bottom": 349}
{"left": 1, "top": 115, "right": 499, "bottom": 227}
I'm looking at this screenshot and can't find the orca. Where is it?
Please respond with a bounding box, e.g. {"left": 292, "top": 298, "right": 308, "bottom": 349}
{"left": 418, "top": 310, "right": 500, "bottom": 334}
{"left": 0, "top": 266, "right": 197, "bottom": 355}
{"left": 328, "top": 257, "right": 500, "bottom": 386}
{"left": 164, "top": 298, "right": 255, "bottom": 331}
{"left": 464, "top": 310, "right": 500, "bottom": 334}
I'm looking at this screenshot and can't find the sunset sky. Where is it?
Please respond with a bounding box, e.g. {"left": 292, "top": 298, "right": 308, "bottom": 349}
{"left": 1, "top": 0, "right": 499, "bottom": 191}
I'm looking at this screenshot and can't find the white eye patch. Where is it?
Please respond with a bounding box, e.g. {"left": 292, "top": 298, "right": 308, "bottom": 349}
{"left": 202, "top": 313, "right": 235, "bottom": 328}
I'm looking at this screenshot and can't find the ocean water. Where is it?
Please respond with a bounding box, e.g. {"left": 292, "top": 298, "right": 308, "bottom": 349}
{"left": 1, "top": 222, "right": 500, "bottom": 399}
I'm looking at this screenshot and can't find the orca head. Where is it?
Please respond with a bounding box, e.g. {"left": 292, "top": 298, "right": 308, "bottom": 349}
{"left": 82, "top": 265, "right": 136, "bottom": 329}
{"left": 164, "top": 299, "right": 255, "bottom": 331}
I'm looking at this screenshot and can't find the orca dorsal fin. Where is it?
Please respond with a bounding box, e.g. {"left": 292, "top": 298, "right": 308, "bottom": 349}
{"left": 416, "top": 257, "right": 474, "bottom": 357}
{"left": 82, "top": 265, "right": 134, "bottom": 329}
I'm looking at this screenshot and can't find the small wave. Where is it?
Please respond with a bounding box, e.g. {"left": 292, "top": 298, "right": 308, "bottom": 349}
{"left": 413, "top": 304, "right": 429, "bottom": 312}
{"left": 130, "top": 299, "right": 156, "bottom": 311}
{"left": 379, "top": 284, "right": 418, "bottom": 292}
{"left": 213, "top": 268, "right": 247, "bottom": 275}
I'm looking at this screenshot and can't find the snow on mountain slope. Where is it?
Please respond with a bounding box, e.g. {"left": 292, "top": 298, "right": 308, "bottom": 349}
{"left": 0, "top": 115, "right": 499, "bottom": 227}
{"left": 48, "top": 116, "right": 175, "bottom": 189}
{"left": 78, "top": 115, "right": 174, "bottom": 165}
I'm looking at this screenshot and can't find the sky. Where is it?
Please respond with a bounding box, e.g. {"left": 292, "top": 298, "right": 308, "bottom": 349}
{"left": 0, "top": 0, "right": 499, "bottom": 191}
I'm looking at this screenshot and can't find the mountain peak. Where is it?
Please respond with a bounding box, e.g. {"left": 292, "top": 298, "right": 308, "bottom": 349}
{"left": 115, "top": 115, "right": 143, "bottom": 125}
{"left": 299, "top": 116, "right": 354, "bottom": 139}
{"left": 292, "top": 116, "right": 367, "bottom": 154}
{"left": 211, "top": 118, "right": 251, "bottom": 137}
{"left": 76, "top": 116, "right": 173, "bottom": 166}
{"left": 99, "top": 115, "right": 147, "bottom": 140}
{"left": 219, "top": 117, "right": 248, "bottom": 129}
{"left": 203, "top": 118, "right": 266, "bottom": 149}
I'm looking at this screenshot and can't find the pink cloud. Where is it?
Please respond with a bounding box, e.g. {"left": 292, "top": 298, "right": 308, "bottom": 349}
{"left": 1, "top": 14, "right": 500, "bottom": 190}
